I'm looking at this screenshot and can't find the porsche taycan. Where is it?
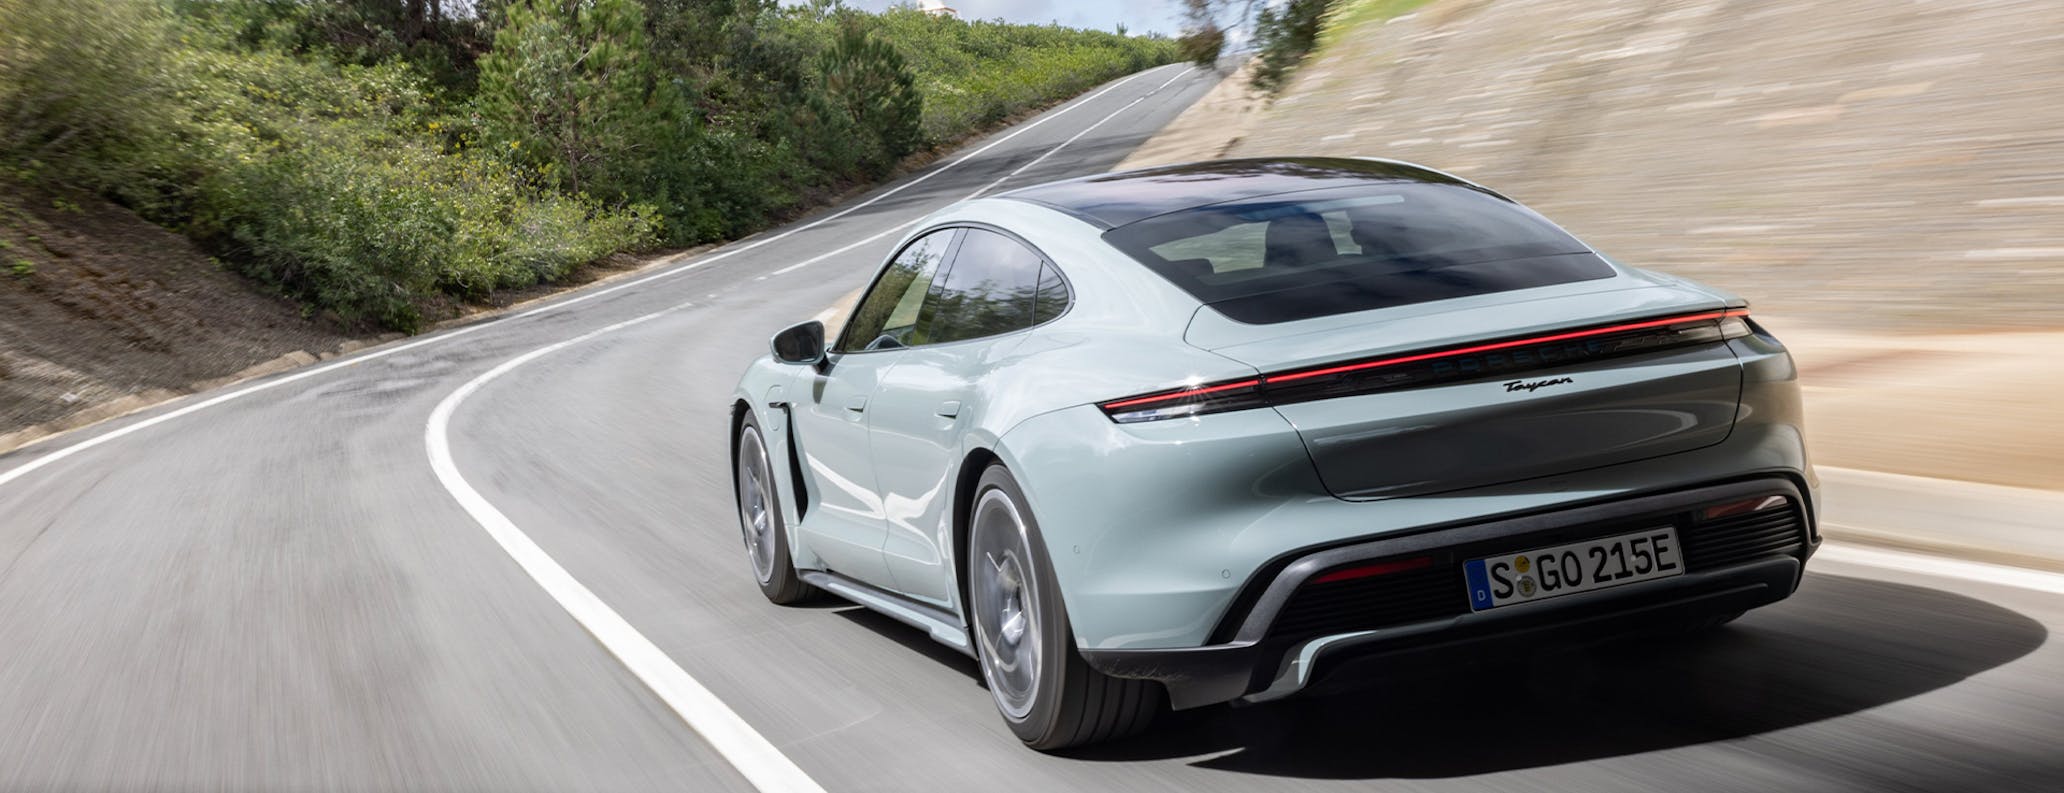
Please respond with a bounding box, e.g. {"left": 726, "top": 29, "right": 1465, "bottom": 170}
{"left": 728, "top": 157, "right": 1816, "bottom": 749}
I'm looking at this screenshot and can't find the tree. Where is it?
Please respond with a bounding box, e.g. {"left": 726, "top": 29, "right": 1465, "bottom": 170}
{"left": 474, "top": 0, "right": 672, "bottom": 198}
{"left": 1176, "top": 0, "right": 1224, "bottom": 67}
{"left": 1251, "top": 0, "right": 1333, "bottom": 93}
{"left": 810, "top": 21, "right": 923, "bottom": 179}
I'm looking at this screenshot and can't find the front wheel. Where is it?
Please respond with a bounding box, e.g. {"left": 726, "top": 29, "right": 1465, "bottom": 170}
{"left": 966, "top": 464, "right": 1160, "bottom": 750}
{"left": 735, "top": 414, "right": 815, "bottom": 604}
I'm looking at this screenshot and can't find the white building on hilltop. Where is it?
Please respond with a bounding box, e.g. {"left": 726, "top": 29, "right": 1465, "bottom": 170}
{"left": 915, "top": 0, "right": 958, "bottom": 17}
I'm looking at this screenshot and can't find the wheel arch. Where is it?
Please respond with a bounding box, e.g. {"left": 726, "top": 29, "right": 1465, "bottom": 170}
{"left": 950, "top": 446, "right": 1006, "bottom": 628}
{"left": 731, "top": 395, "right": 811, "bottom": 532}
{"left": 728, "top": 398, "right": 752, "bottom": 482}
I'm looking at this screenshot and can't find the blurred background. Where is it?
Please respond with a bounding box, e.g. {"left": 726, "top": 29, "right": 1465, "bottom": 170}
{"left": 10, "top": 0, "right": 2057, "bottom": 501}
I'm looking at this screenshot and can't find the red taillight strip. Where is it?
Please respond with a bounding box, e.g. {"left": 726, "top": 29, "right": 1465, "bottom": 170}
{"left": 1310, "top": 555, "right": 1435, "bottom": 584}
{"left": 1101, "top": 378, "right": 1262, "bottom": 410}
{"left": 1266, "top": 309, "right": 1748, "bottom": 385}
{"left": 1099, "top": 308, "right": 1749, "bottom": 418}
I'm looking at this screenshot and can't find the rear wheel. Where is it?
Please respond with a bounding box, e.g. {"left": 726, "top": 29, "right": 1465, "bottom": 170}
{"left": 735, "top": 415, "right": 815, "bottom": 604}
{"left": 966, "top": 464, "right": 1160, "bottom": 750}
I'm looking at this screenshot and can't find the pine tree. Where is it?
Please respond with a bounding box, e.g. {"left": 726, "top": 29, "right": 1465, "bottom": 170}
{"left": 812, "top": 21, "right": 923, "bottom": 179}
{"left": 475, "top": 0, "right": 673, "bottom": 199}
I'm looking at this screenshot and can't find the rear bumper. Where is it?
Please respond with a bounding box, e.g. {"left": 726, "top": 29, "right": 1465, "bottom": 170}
{"left": 1080, "top": 478, "right": 1815, "bottom": 709}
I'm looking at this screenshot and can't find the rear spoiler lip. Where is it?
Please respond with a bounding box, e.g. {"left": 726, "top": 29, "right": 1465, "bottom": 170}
{"left": 1265, "top": 308, "right": 1749, "bottom": 385}
{"left": 1103, "top": 309, "right": 1752, "bottom": 423}
{"left": 1182, "top": 276, "right": 1722, "bottom": 354}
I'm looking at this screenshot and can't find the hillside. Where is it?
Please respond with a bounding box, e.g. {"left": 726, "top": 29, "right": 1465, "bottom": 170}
{"left": 0, "top": 1, "right": 1175, "bottom": 446}
{"left": 1133, "top": 0, "right": 2064, "bottom": 332}
{"left": 0, "top": 190, "right": 357, "bottom": 444}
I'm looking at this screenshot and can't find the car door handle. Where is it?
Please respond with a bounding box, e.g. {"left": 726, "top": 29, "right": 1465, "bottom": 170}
{"left": 936, "top": 401, "right": 961, "bottom": 418}
{"left": 845, "top": 395, "right": 868, "bottom": 413}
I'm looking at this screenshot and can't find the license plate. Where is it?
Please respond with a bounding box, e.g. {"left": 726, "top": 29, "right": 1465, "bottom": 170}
{"left": 1463, "top": 527, "right": 1684, "bottom": 611}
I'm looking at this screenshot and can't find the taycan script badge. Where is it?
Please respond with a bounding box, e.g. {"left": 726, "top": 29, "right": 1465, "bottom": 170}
{"left": 1504, "top": 377, "right": 1574, "bottom": 393}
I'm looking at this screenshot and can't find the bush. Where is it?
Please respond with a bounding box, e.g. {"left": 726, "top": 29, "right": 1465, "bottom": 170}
{"left": 812, "top": 9, "right": 1180, "bottom": 144}
{"left": 1, "top": 0, "right": 654, "bottom": 331}
{"left": 179, "top": 46, "right": 657, "bottom": 328}
{"left": 0, "top": 0, "right": 186, "bottom": 208}
{"left": 1, "top": 0, "right": 1173, "bottom": 331}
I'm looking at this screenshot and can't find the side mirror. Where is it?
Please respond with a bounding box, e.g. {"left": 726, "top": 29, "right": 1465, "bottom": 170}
{"left": 770, "top": 320, "right": 826, "bottom": 365}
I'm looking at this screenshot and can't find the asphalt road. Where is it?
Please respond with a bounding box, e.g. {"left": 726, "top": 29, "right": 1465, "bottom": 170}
{"left": 1, "top": 62, "right": 2059, "bottom": 792}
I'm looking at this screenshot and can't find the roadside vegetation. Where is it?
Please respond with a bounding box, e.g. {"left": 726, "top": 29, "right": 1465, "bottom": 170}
{"left": 1249, "top": 0, "right": 1338, "bottom": 93}
{"left": 0, "top": 0, "right": 1176, "bottom": 331}
{"left": 1178, "top": 0, "right": 1432, "bottom": 94}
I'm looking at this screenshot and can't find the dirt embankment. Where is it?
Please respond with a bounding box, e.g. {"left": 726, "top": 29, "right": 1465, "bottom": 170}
{"left": 0, "top": 190, "right": 363, "bottom": 447}
{"left": 0, "top": 182, "right": 718, "bottom": 452}
{"left": 1128, "top": 0, "right": 2064, "bottom": 489}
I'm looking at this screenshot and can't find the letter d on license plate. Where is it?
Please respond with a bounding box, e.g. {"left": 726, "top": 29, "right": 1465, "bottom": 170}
{"left": 1463, "top": 527, "right": 1684, "bottom": 611}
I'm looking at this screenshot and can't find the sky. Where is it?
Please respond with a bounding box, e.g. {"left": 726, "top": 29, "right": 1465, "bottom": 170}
{"left": 838, "top": 0, "right": 1204, "bottom": 38}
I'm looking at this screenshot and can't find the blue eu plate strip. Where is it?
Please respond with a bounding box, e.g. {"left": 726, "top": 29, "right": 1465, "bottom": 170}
{"left": 1464, "top": 559, "right": 1494, "bottom": 610}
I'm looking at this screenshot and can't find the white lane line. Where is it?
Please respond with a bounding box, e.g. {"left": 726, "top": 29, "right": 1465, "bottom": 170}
{"left": 410, "top": 63, "right": 1185, "bottom": 793}
{"left": 768, "top": 220, "right": 919, "bottom": 276}
{"left": 966, "top": 66, "right": 1196, "bottom": 198}
{"left": 0, "top": 328, "right": 486, "bottom": 490}
{"left": 768, "top": 66, "right": 1196, "bottom": 277}
{"left": 425, "top": 303, "right": 827, "bottom": 793}
{"left": 1818, "top": 542, "right": 2064, "bottom": 596}
{"left": 0, "top": 64, "right": 1182, "bottom": 492}
{"left": 408, "top": 67, "right": 1183, "bottom": 783}
{"left": 509, "top": 64, "right": 1178, "bottom": 312}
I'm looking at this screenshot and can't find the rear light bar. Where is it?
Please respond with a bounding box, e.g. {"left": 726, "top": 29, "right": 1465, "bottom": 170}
{"left": 1100, "top": 309, "right": 1751, "bottom": 423}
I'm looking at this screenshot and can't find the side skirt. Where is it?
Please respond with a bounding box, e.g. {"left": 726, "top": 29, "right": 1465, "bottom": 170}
{"left": 799, "top": 570, "right": 976, "bottom": 658}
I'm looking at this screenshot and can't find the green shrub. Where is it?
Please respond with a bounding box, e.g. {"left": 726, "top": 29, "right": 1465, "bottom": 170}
{"left": 1, "top": 0, "right": 654, "bottom": 331}
{"left": 813, "top": 9, "right": 1181, "bottom": 145}
{"left": 1, "top": 0, "right": 1172, "bottom": 331}
{"left": 0, "top": 0, "right": 186, "bottom": 207}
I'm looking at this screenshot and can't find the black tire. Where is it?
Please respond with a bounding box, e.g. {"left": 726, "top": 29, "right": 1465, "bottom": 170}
{"left": 734, "top": 414, "right": 816, "bottom": 605}
{"left": 966, "top": 464, "right": 1161, "bottom": 750}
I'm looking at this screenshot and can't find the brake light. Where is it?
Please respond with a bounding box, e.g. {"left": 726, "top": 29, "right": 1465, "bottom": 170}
{"left": 1310, "top": 555, "right": 1435, "bottom": 584}
{"left": 1098, "top": 308, "right": 1752, "bottom": 423}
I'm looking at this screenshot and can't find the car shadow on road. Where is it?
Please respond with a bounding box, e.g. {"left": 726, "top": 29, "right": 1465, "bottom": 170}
{"left": 1063, "top": 573, "right": 2048, "bottom": 779}
{"left": 830, "top": 605, "right": 983, "bottom": 682}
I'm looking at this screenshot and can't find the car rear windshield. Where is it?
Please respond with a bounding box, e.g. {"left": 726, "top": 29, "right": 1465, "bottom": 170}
{"left": 1101, "top": 183, "right": 1615, "bottom": 324}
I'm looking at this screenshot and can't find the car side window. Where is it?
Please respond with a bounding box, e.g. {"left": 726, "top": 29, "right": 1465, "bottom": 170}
{"left": 839, "top": 229, "right": 959, "bottom": 353}
{"left": 1032, "top": 261, "right": 1070, "bottom": 324}
{"left": 925, "top": 228, "right": 1046, "bottom": 345}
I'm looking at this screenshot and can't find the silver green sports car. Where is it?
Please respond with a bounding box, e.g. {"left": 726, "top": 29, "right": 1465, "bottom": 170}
{"left": 728, "top": 158, "right": 1816, "bottom": 750}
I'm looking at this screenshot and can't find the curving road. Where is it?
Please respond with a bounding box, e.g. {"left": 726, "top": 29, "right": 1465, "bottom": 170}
{"left": 1, "top": 63, "right": 2060, "bottom": 792}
